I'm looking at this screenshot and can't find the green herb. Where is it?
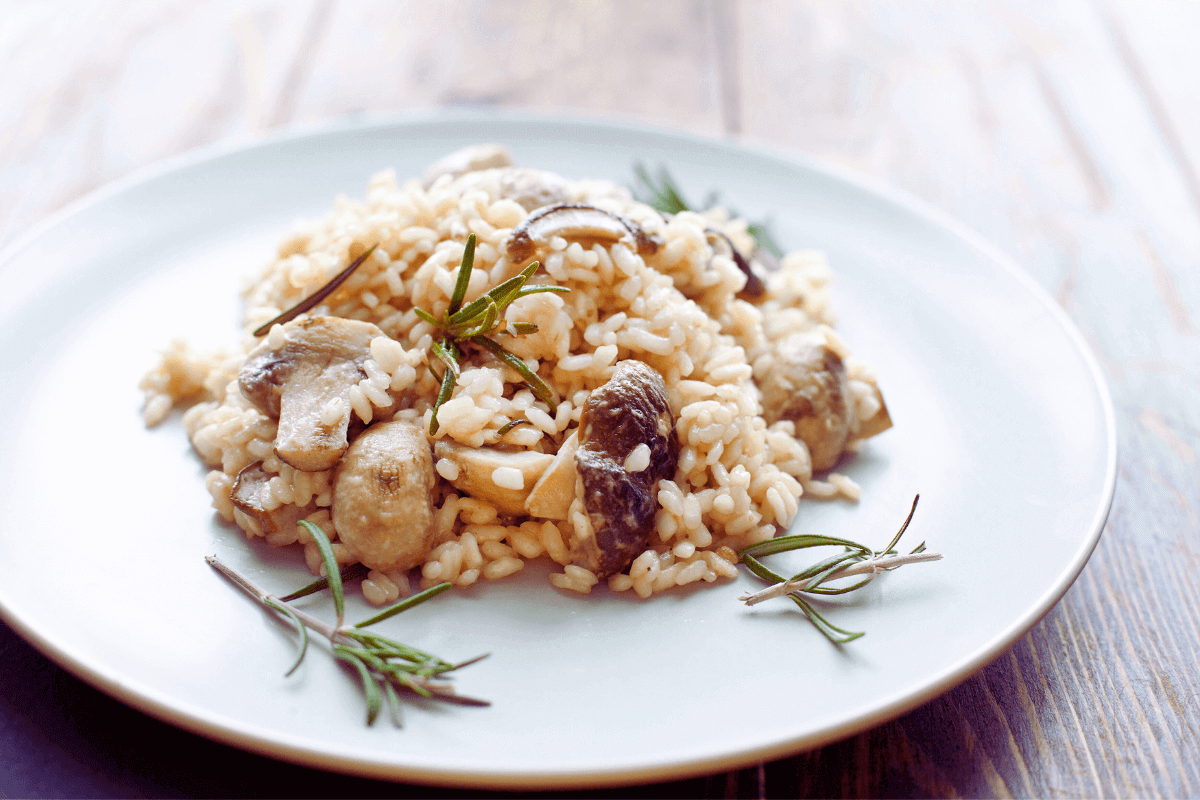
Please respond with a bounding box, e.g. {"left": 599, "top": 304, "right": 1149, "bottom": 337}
{"left": 206, "top": 521, "right": 488, "bottom": 727}
{"left": 737, "top": 495, "right": 940, "bottom": 643}
{"left": 253, "top": 245, "right": 378, "bottom": 336}
{"left": 279, "top": 562, "right": 370, "bottom": 601}
{"left": 632, "top": 162, "right": 783, "bottom": 258}
{"left": 416, "top": 233, "right": 569, "bottom": 435}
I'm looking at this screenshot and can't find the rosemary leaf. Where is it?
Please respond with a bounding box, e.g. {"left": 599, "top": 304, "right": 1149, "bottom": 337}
{"left": 279, "top": 563, "right": 370, "bottom": 601}
{"left": 790, "top": 595, "right": 865, "bottom": 644}
{"left": 471, "top": 335, "right": 557, "bottom": 409}
{"left": 512, "top": 285, "right": 571, "bottom": 300}
{"left": 264, "top": 597, "right": 309, "bottom": 677}
{"left": 253, "top": 245, "right": 377, "bottom": 336}
{"left": 877, "top": 494, "right": 920, "bottom": 556}
{"left": 447, "top": 233, "right": 476, "bottom": 316}
{"left": 429, "top": 359, "right": 457, "bottom": 435}
{"left": 413, "top": 307, "right": 442, "bottom": 328}
{"left": 430, "top": 337, "right": 462, "bottom": 377}
{"left": 494, "top": 418, "right": 532, "bottom": 437}
{"left": 335, "top": 646, "right": 383, "bottom": 725}
{"left": 297, "top": 520, "right": 344, "bottom": 629}
{"left": 739, "top": 533, "right": 872, "bottom": 560}
{"left": 448, "top": 261, "right": 538, "bottom": 326}
{"left": 460, "top": 296, "right": 500, "bottom": 338}
{"left": 354, "top": 581, "right": 454, "bottom": 628}
{"left": 381, "top": 679, "right": 405, "bottom": 728}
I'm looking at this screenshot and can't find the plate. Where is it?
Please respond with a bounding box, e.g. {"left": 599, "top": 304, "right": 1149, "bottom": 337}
{"left": 0, "top": 113, "right": 1115, "bottom": 789}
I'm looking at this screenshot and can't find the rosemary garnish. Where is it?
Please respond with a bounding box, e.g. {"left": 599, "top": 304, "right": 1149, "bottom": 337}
{"left": 415, "top": 233, "right": 570, "bottom": 434}
{"left": 737, "top": 495, "right": 941, "bottom": 643}
{"left": 252, "top": 245, "right": 378, "bottom": 336}
{"left": 632, "top": 162, "right": 783, "bottom": 258}
{"left": 207, "top": 520, "right": 488, "bottom": 726}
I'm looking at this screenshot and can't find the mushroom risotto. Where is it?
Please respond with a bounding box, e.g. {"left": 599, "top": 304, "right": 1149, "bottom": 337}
{"left": 141, "top": 145, "right": 892, "bottom": 603}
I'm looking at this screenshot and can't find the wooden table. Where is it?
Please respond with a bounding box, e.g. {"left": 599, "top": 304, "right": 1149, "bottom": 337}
{"left": 2, "top": 2, "right": 1196, "bottom": 797}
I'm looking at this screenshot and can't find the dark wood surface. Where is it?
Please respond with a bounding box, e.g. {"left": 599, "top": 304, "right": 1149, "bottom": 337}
{"left": 2, "top": 2, "right": 1197, "bottom": 797}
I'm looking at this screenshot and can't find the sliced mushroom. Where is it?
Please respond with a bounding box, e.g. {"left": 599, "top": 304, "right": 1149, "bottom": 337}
{"left": 230, "top": 462, "right": 315, "bottom": 537}
{"left": 421, "top": 143, "right": 514, "bottom": 187}
{"left": 453, "top": 167, "right": 573, "bottom": 213}
{"left": 332, "top": 419, "right": 440, "bottom": 573}
{"left": 759, "top": 334, "right": 853, "bottom": 472}
{"left": 571, "top": 360, "right": 679, "bottom": 580}
{"left": 433, "top": 440, "right": 554, "bottom": 517}
{"left": 706, "top": 228, "right": 765, "bottom": 299}
{"left": 506, "top": 204, "right": 662, "bottom": 264}
{"left": 239, "top": 316, "right": 385, "bottom": 472}
{"left": 853, "top": 382, "right": 893, "bottom": 441}
{"left": 524, "top": 430, "right": 580, "bottom": 520}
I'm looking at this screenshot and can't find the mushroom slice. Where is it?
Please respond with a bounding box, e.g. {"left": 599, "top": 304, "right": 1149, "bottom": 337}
{"left": 421, "top": 143, "right": 514, "bottom": 187}
{"left": 853, "top": 382, "right": 893, "bottom": 441}
{"left": 453, "top": 167, "right": 573, "bottom": 213}
{"left": 506, "top": 204, "right": 662, "bottom": 264}
{"left": 332, "top": 419, "right": 440, "bottom": 573}
{"left": 524, "top": 431, "right": 580, "bottom": 520}
{"left": 759, "top": 334, "right": 854, "bottom": 472}
{"left": 433, "top": 440, "right": 554, "bottom": 517}
{"left": 230, "top": 462, "right": 315, "bottom": 537}
{"left": 238, "top": 316, "right": 385, "bottom": 472}
{"left": 706, "top": 228, "right": 765, "bottom": 299}
{"left": 571, "top": 360, "right": 679, "bottom": 580}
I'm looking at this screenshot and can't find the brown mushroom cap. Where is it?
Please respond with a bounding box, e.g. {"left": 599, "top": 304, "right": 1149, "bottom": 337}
{"left": 759, "top": 334, "right": 852, "bottom": 472}
{"left": 571, "top": 360, "right": 679, "bottom": 579}
{"left": 238, "top": 316, "right": 385, "bottom": 472}
{"left": 332, "top": 419, "right": 440, "bottom": 573}
{"left": 506, "top": 204, "right": 662, "bottom": 265}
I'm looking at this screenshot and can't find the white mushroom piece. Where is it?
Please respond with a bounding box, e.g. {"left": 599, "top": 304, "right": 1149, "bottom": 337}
{"left": 238, "top": 316, "right": 387, "bottom": 472}
{"left": 506, "top": 203, "right": 662, "bottom": 265}
{"left": 453, "top": 167, "right": 575, "bottom": 213}
{"left": 332, "top": 419, "right": 441, "bottom": 573}
{"left": 230, "top": 462, "right": 315, "bottom": 538}
{"left": 759, "top": 334, "right": 892, "bottom": 472}
{"left": 433, "top": 440, "right": 554, "bottom": 517}
{"left": 421, "top": 143, "right": 514, "bottom": 187}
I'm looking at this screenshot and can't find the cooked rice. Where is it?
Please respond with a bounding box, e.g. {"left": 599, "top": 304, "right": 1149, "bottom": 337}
{"left": 140, "top": 154, "right": 888, "bottom": 602}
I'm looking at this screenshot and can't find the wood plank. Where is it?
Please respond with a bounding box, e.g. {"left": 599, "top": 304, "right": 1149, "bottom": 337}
{"left": 735, "top": 0, "right": 1200, "bottom": 796}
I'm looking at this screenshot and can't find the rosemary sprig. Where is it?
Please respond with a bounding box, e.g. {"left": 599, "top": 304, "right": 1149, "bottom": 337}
{"left": 631, "top": 162, "right": 783, "bottom": 258}
{"left": 737, "top": 495, "right": 941, "bottom": 643}
{"left": 206, "top": 520, "right": 488, "bottom": 726}
{"left": 417, "top": 233, "right": 569, "bottom": 434}
{"left": 253, "top": 245, "right": 378, "bottom": 336}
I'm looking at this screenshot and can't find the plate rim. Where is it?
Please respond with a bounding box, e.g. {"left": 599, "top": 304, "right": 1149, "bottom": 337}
{"left": 0, "top": 110, "right": 1117, "bottom": 789}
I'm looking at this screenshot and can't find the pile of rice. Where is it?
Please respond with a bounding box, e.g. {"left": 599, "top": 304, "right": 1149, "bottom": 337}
{"left": 141, "top": 150, "right": 886, "bottom": 603}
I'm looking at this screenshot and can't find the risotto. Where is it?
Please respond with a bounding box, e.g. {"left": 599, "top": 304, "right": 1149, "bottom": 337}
{"left": 141, "top": 145, "right": 892, "bottom": 604}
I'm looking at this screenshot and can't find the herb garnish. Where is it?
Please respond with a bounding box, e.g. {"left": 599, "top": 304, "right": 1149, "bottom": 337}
{"left": 252, "top": 245, "right": 378, "bottom": 336}
{"left": 207, "top": 520, "right": 487, "bottom": 726}
{"left": 414, "top": 233, "right": 570, "bottom": 434}
{"left": 737, "top": 495, "right": 941, "bottom": 643}
{"left": 632, "top": 162, "right": 783, "bottom": 258}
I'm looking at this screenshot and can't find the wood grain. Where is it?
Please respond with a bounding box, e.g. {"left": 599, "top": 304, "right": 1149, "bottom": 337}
{"left": 1, "top": 1, "right": 1197, "bottom": 797}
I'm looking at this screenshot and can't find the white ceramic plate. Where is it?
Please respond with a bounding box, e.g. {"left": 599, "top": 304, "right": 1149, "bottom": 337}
{"left": 0, "top": 113, "right": 1114, "bottom": 789}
